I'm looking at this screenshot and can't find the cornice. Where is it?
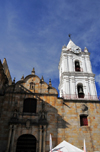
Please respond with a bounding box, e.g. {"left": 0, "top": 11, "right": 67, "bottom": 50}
{"left": 4, "top": 92, "right": 58, "bottom": 97}
{"left": 62, "top": 49, "right": 90, "bottom": 56}
{"left": 63, "top": 99, "right": 99, "bottom": 103}
{"left": 61, "top": 72, "right": 95, "bottom": 77}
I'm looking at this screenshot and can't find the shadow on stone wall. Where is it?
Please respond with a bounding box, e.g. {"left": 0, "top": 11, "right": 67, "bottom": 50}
{"left": 0, "top": 83, "right": 70, "bottom": 152}
{"left": 6, "top": 83, "right": 70, "bottom": 129}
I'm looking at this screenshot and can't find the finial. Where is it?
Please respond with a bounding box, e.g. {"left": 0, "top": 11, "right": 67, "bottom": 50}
{"left": 21, "top": 75, "right": 24, "bottom": 80}
{"left": 48, "top": 79, "right": 52, "bottom": 92}
{"left": 49, "top": 79, "right": 52, "bottom": 87}
{"left": 84, "top": 47, "right": 88, "bottom": 53}
{"left": 12, "top": 77, "right": 15, "bottom": 84}
{"left": 31, "top": 68, "right": 35, "bottom": 75}
{"left": 0, "top": 59, "right": 2, "bottom": 65}
{"left": 68, "top": 34, "right": 71, "bottom": 39}
{"left": 41, "top": 76, "right": 44, "bottom": 82}
{"left": 40, "top": 76, "right": 44, "bottom": 83}
{"left": 62, "top": 45, "right": 66, "bottom": 49}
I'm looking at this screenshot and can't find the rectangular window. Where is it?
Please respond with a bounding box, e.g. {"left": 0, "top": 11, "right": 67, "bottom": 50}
{"left": 80, "top": 115, "right": 88, "bottom": 126}
{"left": 23, "top": 98, "right": 37, "bottom": 113}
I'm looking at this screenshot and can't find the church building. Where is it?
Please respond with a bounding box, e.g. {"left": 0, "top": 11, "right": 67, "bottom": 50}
{"left": 0, "top": 40, "right": 100, "bottom": 152}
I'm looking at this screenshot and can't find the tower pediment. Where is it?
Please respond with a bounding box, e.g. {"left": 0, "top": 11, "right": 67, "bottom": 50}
{"left": 66, "top": 40, "right": 81, "bottom": 53}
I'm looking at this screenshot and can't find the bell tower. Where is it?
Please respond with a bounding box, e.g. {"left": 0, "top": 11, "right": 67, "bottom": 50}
{"left": 58, "top": 39, "right": 98, "bottom": 100}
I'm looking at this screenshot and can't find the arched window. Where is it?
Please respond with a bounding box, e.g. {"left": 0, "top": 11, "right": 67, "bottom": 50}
{"left": 77, "top": 84, "right": 84, "bottom": 98}
{"left": 23, "top": 98, "right": 37, "bottom": 113}
{"left": 16, "top": 134, "right": 36, "bottom": 152}
{"left": 80, "top": 115, "right": 88, "bottom": 126}
{"left": 75, "top": 60, "right": 80, "bottom": 71}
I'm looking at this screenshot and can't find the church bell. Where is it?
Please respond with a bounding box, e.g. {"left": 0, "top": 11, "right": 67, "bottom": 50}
{"left": 79, "top": 87, "right": 83, "bottom": 93}
{"left": 76, "top": 62, "right": 79, "bottom": 66}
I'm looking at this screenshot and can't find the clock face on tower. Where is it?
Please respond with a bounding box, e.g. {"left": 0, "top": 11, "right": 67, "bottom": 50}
{"left": 71, "top": 47, "right": 81, "bottom": 54}
{"left": 66, "top": 39, "right": 82, "bottom": 54}
{"left": 74, "top": 47, "right": 81, "bottom": 54}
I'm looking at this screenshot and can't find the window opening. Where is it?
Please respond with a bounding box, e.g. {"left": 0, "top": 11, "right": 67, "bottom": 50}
{"left": 75, "top": 60, "right": 80, "bottom": 71}
{"left": 80, "top": 115, "right": 88, "bottom": 126}
{"left": 30, "top": 82, "right": 35, "bottom": 90}
{"left": 23, "top": 98, "right": 37, "bottom": 113}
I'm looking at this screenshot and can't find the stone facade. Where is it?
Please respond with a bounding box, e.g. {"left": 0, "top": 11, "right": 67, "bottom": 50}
{"left": 0, "top": 41, "right": 100, "bottom": 152}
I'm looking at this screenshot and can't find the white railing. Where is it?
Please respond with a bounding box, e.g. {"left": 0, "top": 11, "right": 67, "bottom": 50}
{"left": 62, "top": 94, "right": 99, "bottom": 101}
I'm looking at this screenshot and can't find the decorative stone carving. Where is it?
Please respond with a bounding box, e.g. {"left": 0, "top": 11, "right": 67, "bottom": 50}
{"left": 9, "top": 109, "right": 19, "bottom": 124}
{"left": 81, "top": 104, "right": 88, "bottom": 112}
{"left": 39, "top": 102, "right": 47, "bottom": 121}
{"left": 26, "top": 119, "right": 31, "bottom": 129}
{"left": 13, "top": 109, "right": 18, "bottom": 118}
{"left": 38, "top": 101, "right": 48, "bottom": 125}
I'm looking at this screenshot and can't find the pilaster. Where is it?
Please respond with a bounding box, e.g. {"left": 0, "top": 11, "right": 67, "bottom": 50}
{"left": 6, "top": 125, "right": 12, "bottom": 152}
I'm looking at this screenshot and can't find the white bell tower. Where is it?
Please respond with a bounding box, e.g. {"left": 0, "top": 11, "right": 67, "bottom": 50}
{"left": 58, "top": 39, "right": 98, "bottom": 100}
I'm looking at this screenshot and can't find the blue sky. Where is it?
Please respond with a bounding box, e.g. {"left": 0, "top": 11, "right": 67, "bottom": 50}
{"left": 0, "top": 0, "right": 100, "bottom": 96}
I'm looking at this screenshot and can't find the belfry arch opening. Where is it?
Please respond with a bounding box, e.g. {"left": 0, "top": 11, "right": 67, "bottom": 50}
{"left": 75, "top": 60, "right": 80, "bottom": 71}
{"left": 77, "top": 83, "right": 84, "bottom": 98}
{"left": 16, "top": 134, "right": 36, "bottom": 152}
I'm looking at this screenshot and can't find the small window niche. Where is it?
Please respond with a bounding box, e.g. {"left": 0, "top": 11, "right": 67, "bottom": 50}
{"left": 30, "top": 82, "right": 35, "bottom": 91}
{"left": 75, "top": 60, "right": 81, "bottom": 72}
{"left": 80, "top": 115, "right": 88, "bottom": 126}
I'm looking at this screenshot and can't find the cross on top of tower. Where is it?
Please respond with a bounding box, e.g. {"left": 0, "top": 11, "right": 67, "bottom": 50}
{"left": 68, "top": 34, "right": 71, "bottom": 39}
